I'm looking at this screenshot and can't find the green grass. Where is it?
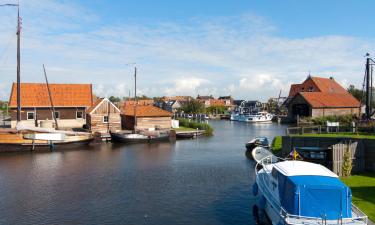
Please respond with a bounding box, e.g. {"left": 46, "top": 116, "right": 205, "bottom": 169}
{"left": 271, "top": 136, "right": 282, "bottom": 154}
{"left": 341, "top": 173, "right": 375, "bottom": 221}
{"left": 291, "top": 133, "right": 375, "bottom": 139}
{"left": 173, "top": 126, "right": 197, "bottom": 132}
{"left": 178, "top": 118, "right": 213, "bottom": 135}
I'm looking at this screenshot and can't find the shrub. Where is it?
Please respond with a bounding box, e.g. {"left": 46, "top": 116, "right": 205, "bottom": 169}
{"left": 271, "top": 136, "right": 282, "bottom": 155}
{"left": 178, "top": 118, "right": 213, "bottom": 135}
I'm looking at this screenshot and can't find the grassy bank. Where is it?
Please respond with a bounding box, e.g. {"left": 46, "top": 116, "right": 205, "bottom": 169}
{"left": 173, "top": 126, "right": 196, "bottom": 132}
{"left": 291, "top": 133, "right": 375, "bottom": 140}
{"left": 341, "top": 173, "right": 375, "bottom": 221}
{"left": 271, "top": 136, "right": 282, "bottom": 154}
{"left": 178, "top": 118, "right": 213, "bottom": 135}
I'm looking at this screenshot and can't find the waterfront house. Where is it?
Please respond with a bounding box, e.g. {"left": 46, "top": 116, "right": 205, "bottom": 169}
{"left": 218, "top": 96, "right": 233, "bottom": 106}
{"left": 8, "top": 83, "right": 93, "bottom": 128}
{"left": 121, "top": 104, "right": 172, "bottom": 130}
{"left": 285, "top": 76, "right": 360, "bottom": 119}
{"left": 164, "top": 100, "right": 183, "bottom": 113}
{"left": 86, "top": 98, "right": 121, "bottom": 134}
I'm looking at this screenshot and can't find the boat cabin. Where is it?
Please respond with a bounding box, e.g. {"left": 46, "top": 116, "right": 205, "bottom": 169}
{"left": 265, "top": 161, "right": 352, "bottom": 220}
{"left": 86, "top": 98, "right": 121, "bottom": 134}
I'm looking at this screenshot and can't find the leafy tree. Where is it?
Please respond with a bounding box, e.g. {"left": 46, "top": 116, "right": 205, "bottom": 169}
{"left": 342, "top": 145, "right": 352, "bottom": 177}
{"left": 181, "top": 99, "right": 205, "bottom": 114}
{"left": 109, "top": 96, "right": 121, "bottom": 103}
{"left": 347, "top": 85, "right": 364, "bottom": 102}
{"left": 206, "top": 106, "right": 227, "bottom": 115}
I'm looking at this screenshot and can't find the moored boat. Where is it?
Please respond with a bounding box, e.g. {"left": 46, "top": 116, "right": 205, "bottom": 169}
{"left": 254, "top": 158, "right": 368, "bottom": 225}
{"left": 245, "top": 137, "right": 270, "bottom": 151}
{"left": 110, "top": 130, "right": 170, "bottom": 143}
{"left": 247, "top": 112, "right": 273, "bottom": 123}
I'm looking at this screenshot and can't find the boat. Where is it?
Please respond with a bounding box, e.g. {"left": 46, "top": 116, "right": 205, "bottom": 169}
{"left": 176, "top": 132, "right": 195, "bottom": 139}
{"left": 245, "top": 137, "right": 270, "bottom": 151}
{"left": 111, "top": 130, "right": 169, "bottom": 143}
{"left": 247, "top": 112, "right": 273, "bottom": 123}
{"left": 251, "top": 146, "right": 277, "bottom": 163}
{"left": 254, "top": 158, "right": 368, "bottom": 225}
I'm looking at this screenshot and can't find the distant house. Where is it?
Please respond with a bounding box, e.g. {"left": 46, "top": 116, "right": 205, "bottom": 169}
{"left": 163, "top": 96, "right": 192, "bottom": 102}
{"left": 218, "top": 96, "right": 233, "bottom": 106}
{"left": 121, "top": 105, "right": 172, "bottom": 130}
{"left": 86, "top": 98, "right": 121, "bottom": 134}
{"left": 124, "top": 99, "right": 154, "bottom": 106}
{"left": 164, "top": 100, "right": 183, "bottom": 113}
{"left": 8, "top": 83, "right": 93, "bottom": 128}
{"left": 285, "top": 76, "right": 360, "bottom": 119}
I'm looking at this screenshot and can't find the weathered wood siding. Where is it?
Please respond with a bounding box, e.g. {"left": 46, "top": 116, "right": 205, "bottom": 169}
{"left": 121, "top": 115, "right": 171, "bottom": 130}
{"left": 311, "top": 107, "right": 360, "bottom": 117}
{"left": 87, "top": 100, "right": 121, "bottom": 133}
{"left": 331, "top": 142, "right": 365, "bottom": 176}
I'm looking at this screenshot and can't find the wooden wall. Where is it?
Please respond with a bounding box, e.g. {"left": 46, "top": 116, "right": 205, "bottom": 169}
{"left": 121, "top": 115, "right": 171, "bottom": 130}
{"left": 87, "top": 100, "right": 121, "bottom": 133}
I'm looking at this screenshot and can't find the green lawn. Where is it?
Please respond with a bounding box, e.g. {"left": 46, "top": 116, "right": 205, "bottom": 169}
{"left": 341, "top": 173, "right": 375, "bottom": 221}
{"left": 292, "top": 133, "right": 375, "bottom": 139}
{"left": 173, "top": 126, "right": 197, "bottom": 132}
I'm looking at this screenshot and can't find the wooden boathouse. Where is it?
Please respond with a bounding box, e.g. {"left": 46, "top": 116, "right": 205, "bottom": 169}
{"left": 86, "top": 98, "right": 121, "bottom": 134}
{"left": 121, "top": 105, "right": 172, "bottom": 130}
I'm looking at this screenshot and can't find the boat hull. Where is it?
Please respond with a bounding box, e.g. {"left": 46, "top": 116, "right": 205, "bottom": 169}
{"left": 111, "top": 132, "right": 170, "bottom": 143}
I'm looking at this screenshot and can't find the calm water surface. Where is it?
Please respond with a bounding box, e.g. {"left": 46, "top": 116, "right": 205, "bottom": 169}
{"left": 0, "top": 121, "right": 287, "bottom": 225}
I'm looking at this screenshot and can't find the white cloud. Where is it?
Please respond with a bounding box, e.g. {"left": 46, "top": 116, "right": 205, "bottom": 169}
{"left": 0, "top": 1, "right": 373, "bottom": 102}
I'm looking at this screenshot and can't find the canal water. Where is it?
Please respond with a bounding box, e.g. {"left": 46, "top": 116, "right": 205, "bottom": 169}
{"left": 0, "top": 120, "right": 287, "bottom": 225}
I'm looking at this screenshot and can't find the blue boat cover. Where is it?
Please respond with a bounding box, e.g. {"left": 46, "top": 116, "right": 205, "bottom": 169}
{"left": 277, "top": 173, "right": 352, "bottom": 219}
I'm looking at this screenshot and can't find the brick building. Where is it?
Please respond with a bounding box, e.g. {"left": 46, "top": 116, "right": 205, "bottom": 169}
{"left": 9, "top": 83, "right": 93, "bottom": 128}
{"left": 285, "top": 76, "right": 360, "bottom": 119}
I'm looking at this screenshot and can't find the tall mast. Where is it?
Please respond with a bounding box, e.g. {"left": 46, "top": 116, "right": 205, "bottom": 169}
{"left": 133, "top": 66, "right": 137, "bottom": 132}
{"left": 43, "top": 65, "right": 59, "bottom": 129}
{"left": 16, "top": 4, "right": 21, "bottom": 122}
{"left": 366, "top": 57, "right": 371, "bottom": 120}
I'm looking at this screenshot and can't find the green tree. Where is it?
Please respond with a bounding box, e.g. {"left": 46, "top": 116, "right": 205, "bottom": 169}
{"left": 347, "top": 85, "right": 364, "bottom": 102}
{"left": 206, "top": 106, "right": 227, "bottom": 115}
{"left": 109, "top": 96, "right": 121, "bottom": 103}
{"left": 181, "top": 99, "right": 205, "bottom": 114}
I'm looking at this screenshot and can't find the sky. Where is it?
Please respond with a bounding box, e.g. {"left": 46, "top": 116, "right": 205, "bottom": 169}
{"left": 0, "top": 0, "right": 375, "bottom": 101}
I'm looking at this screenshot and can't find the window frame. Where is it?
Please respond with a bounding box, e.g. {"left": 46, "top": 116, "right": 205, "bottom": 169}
{"left": 103, "top": 115, "right": 109, "bottom": 123}
{"left": 76, "top": 111, "right": 83, "bottom": 119}
{"left": 53, "top": 111, "right": 60, "bottom": 119}
{"left": 27, "top": 112, "right": 35, "bottom": 120}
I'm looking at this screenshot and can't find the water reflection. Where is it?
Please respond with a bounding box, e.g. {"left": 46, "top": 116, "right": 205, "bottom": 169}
{"left": 0, "top": 120, "right": 287, "bottom": 225}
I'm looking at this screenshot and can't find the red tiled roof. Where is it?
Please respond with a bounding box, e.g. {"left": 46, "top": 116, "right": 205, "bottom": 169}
{"left": 122, "top": 105, "right": 172, "bottom": 117}
{"left": 9, "top": 83, "right": 93, "bottom": 107}
{"left": 299, "top": 92, "right": 360, "bottom": 108}
{"left": 310, "top": 77, "right": 347, "bottom": 94}
{"left": 209, "top": 99, "right": 225, "bottom": 106}
{"left": 124, "top": 100, "right": 154, "bottom": 106}
{"left": 288, "top": 76, "right": 347, "bottom": 97}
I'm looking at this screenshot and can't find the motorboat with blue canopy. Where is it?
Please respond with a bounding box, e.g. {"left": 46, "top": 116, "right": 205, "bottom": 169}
{"left": 255, "top": 158, "right": 368, "bottom": 225}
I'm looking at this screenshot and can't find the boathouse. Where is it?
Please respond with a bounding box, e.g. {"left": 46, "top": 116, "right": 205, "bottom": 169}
{"left": 121, "top": 104, "right": 172, "bottom": 130}
{"left": 285, "top": 76, "right": 360, "bottom": 119}
{"left": 86, "top": 98, "right": 121, "bottom": 134}
{"left": 8, "top": 83, "right": 93, "bottom": 128}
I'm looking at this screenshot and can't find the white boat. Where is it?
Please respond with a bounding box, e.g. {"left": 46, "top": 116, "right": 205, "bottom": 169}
{"left": 251, "top": 146, "right": 277, "bottom": 163}
{"left": 247, "top": 112, "right": 273, "bottom": 122}
{"left": 254, "top": 158, "right": 368, "bottom": 225}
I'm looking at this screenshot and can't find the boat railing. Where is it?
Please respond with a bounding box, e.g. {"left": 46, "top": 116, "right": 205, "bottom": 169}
{"left": 279, "top": 204, "right": 368, "bottom": 225}
{"left": 255, "top": 155, "right": 284, "bottom": 175}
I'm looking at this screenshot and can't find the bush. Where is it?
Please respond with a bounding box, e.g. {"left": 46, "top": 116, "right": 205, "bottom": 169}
{"left": 309, "top": 115, "right": 355, "bottom": 127}
{"left": 271, "top": 136, "right": 282, "bottom": 155}
{"left": 178, "top": 118, "right": 213, "bottom": 135}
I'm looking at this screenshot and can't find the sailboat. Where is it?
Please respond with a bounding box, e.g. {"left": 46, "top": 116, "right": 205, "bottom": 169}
{"left": 0, "top": 4, "right": 93, "bottom": 151}
{"left": 110, "top": 66, "right": 170, "bottom": 143}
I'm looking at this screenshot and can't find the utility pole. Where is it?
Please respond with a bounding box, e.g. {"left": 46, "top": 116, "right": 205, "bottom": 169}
{"left": 134, "top": 66, "right": 137, "bottom": 132}
{"left": 366, "top": 56, "right": 372, "bottom": 120}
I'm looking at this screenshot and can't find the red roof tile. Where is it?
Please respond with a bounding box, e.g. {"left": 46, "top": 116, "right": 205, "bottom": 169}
{"left": 299, "top": 92, "right": 360, "bottom": 108}
{"left": 9, "top": 83, "right": 93, "bottom": 107}
{"left": 122, "top": 105, "right": 172, "bottom": 117}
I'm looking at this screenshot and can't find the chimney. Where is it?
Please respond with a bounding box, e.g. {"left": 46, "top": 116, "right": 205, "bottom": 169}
{"left": 329, "top": 76, "right": 334, "bottom": 80}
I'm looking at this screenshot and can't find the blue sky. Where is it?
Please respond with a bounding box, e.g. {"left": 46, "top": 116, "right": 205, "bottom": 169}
{"left": 0, "top": 0, "right": 374, "bottom": 101}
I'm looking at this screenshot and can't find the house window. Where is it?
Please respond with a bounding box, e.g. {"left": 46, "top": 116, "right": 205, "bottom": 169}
{"left": 103, "top": 116, "right": 109, "bottom": 123}
{"left": 27, "top": 112, "right": 35, "bottom": 120}
{"left": 53, "top": 111, "right": 60, "bottom": 119}
{"left": 76, "top": 111, "right": 83, "bottom": 119}
{"left": 308, "top": 86, "right": 314, "bottom": 92}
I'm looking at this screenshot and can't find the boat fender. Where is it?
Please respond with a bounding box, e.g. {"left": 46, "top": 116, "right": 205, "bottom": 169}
{"left": 258, "top": 196, "right": 266, "bottom": 210}
{"left": 252, "top": 183, "right": 258, "bottom": 196}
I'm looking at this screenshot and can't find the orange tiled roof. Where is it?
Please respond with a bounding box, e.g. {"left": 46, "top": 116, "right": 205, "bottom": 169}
{"left": 288, "top": 76, "right": 347, "bottom": 97}
{"left": 122, "top": 105, "right": 172, "bottom": 117}
{"left": 299, "top": 92, "right": 360, "bottom": 108}
{"left": 9, "top": 83, "right": 93, "bottom": 107}
{"left": 209, "top": 99, "right": 225, "bottom": 106}
{"left": 124, "top": 100, "right": 154, "bottom": 106}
